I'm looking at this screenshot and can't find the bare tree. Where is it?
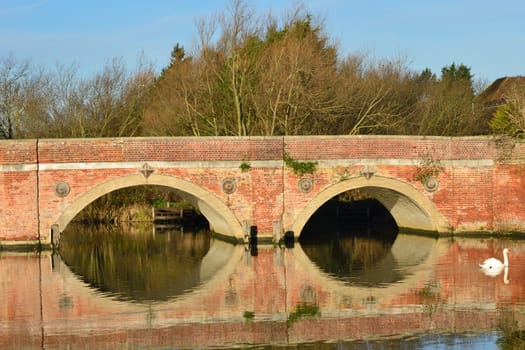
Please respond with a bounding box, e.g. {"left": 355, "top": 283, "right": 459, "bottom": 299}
{"left": 216, "top": 0, "right": 259, "bottom": 135}
{"left": 335, "top": 54, "right": 417, "bottom": 135}
{"left": 49, "top": 57, "right": 155, "bottom": 138}
{"left": 250, "top": 9, "right": 340, "bottom": 135}
{"left": 144, "top": 0, "right": 261, "bottom": 136}
{"left": 412, "top": 63, "right": 484, "bottom": 136}
{"left": 144, "top": 1, "right": 342, "bottom": 136}
{"left": 143, "top": 43, "right": 222, "bottom": 136}
{"left": 0, "top": 55, "right": 50, "bottom": 139}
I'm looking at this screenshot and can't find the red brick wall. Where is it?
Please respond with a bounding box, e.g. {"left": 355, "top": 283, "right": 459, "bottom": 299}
{"left": 1, "top": 136, "right": 525, "bottom": 246}
{"left": 283, "top": 135, "right": 499, "bottom": 160}
{"left": 36, "top": 137, "right": 282, "bottom": 163}
{"left": 0, "top": 140, "right": 39, "bottom": 243}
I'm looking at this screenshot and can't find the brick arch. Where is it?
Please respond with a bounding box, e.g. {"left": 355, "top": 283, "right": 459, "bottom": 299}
{"left": 292, "top": 175, "right": 451, "bottom": 237}
{"left": 54, "top": 173, "right": 243, "bottom": 241}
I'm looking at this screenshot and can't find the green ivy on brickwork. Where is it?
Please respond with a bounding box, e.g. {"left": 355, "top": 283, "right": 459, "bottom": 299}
{"left": 239, "top": 161, "right": 251, "bottom": 172}
{"left": 283, "top": 152, "right": 317, "bottom": 175}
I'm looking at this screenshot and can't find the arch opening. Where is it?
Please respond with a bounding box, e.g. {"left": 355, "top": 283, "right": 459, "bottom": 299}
{"left": 70, "top": 184, "right": 210, "bottom": 230}
{"left": 54, "top": 173, "right": 243, "bottom": 242}
{"left": 300, "top": 193, "right": 399, "bottom": 241}
{"left": 292, "top": 175, "right": 450, "bottom": 239}
{"left": 295, "top": 176, "right": 444, "bottom": 288}
{"left": 299, "top": 191, "right": 400, "bottom": 285}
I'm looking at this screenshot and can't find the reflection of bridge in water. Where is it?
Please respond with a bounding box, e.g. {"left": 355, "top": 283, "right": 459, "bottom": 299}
{"left": 2, "top": 234, "right": 525, "bottom": 348}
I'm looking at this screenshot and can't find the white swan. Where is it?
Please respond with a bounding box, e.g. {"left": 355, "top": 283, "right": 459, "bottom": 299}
{"left": 479, "top": 248, "right": 510, "bottom": 270}
{"left": 504, "top": 267, "right": 510, "bottom": 284}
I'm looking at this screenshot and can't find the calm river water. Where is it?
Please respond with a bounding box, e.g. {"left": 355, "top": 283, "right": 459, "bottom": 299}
{"left": 2, "top": 223, "right": 525, "bottom": 349}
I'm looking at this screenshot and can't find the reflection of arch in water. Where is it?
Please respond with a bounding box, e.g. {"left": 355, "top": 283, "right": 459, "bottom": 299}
{"left": 292, "top": 175, "right": 451, "bottom": 237}
{"left": 54, "top": 173, "right": 243, "bottom": 241}
{"left": 59, "top": 226, "right": 218, "bottom": 302}
{"left": 54, "top": 237, "right": 245, "bottom": 307}
{"left": 290, "top": 234, "right": 440, "bottom": 303}
{"left": 199, "top": 239, "right": 238, "bottom": 281}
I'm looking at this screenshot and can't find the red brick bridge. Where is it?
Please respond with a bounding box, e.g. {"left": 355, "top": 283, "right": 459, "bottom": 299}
{"left": 1, "top": 136, "right": 524, "bottom": 248}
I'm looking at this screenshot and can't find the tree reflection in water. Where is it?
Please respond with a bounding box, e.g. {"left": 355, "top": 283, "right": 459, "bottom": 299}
{"left": 301, "top": 235, "right": 407, "bottom": 286}
{"left": 299, "top": 197, "right": 410, "bottom": 287}
{"left": 59, "top": 223, "right": 211, "bottom": 302}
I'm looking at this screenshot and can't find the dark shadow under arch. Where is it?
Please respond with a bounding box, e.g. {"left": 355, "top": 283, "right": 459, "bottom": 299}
{"left": 292, "top": 175, "right": 450, "bottom": 238}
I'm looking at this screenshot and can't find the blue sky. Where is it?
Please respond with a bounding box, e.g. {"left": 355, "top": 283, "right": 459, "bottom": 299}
{"left": 1, "top": 0, "right": 524, "bottom": 83}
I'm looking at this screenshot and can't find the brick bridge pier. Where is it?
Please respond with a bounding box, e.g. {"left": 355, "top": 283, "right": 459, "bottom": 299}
{"left": 1, "top": 136, "right": 524, "bottom": 248}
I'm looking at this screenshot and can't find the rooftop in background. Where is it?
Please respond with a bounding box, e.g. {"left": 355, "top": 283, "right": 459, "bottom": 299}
{"left": 478, "top": 76, "right": 525, "bottom": 107}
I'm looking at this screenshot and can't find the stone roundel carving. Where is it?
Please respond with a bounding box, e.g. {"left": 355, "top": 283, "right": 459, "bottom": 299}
{"left": 423, "top": 176, "right": 439, "bottom": 192}
{"left": 222, "top": 178, "right": 237, "bottom": 194}
{"left": 298, "top": 177, "right": 314, "bottom": 193}
{"left": 54, "top": 181, "right": 71, "bottom": 198}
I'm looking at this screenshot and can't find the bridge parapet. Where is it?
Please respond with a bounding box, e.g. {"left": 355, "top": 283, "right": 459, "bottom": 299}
{"left": 36, "top": 137, "right": 284, "bottom": 163}
{"left": 284, "top": 135, "right": 508, "bottom": 160}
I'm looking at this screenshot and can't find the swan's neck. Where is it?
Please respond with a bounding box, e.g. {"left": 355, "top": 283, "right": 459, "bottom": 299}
{"left": 503, "top": 250, "right": 509, "bottom": 267}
